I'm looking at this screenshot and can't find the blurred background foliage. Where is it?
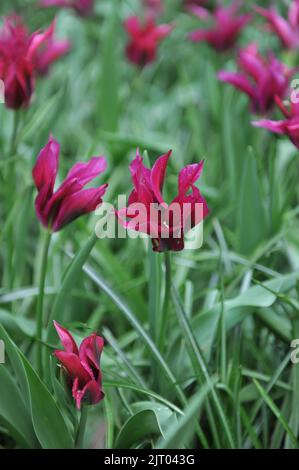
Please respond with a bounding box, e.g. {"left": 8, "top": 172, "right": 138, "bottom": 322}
{"left": 0, "top": 0, "right": 299, "bottom": 449}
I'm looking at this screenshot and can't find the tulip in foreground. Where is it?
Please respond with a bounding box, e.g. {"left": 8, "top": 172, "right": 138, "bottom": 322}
{"left": 53, "top": 321, "right": 104, "bottom": 409}
{"left": 0, "top": 16, "right": 62, "bottom": 109}
{"left": 32, "top": 136, "right": 108, "bottom": 232}
{"left": 188, "top": 1, "right": 251, "bottom": 51}
{"left": 255, "top": 1, "right": 299, "bottom": 50}
{"left": 252, "top": 96, "right": 299, "bottom": 150}
{"left": 124, "top": 16, "right": 173, "bottom": 67}
{"left": 40, "top": 0, "right": 94, "bottom": 16}
{"left": 117, "top": 150, "right": 209, "bottom": 252}
{"left": 218, "top": 44, "right": 295, "bottom": 115}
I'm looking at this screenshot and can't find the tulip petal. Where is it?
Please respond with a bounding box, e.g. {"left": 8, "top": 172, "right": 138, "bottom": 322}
{"left": 65, "top": 156, "right": 107, "bottom": 187}
{"left": 178, "top": 161, "right": 204, "bottom": 195}
{"left": 52, "top": 184, "right": 108, "bottom": 231}
{"left": 79, "top": 334, "right": 104, "bottom": 379}
{"left": 252, "top": 119, "right": 285, "bottom": 134}
{"left": 150, "top": 150, "right": 172, "bottom": 204}
{"left": 53, "top": 320, "right": 79, "bottom": 354}
{"left": 217, "top": 71, "right": 256, "bottom": 100}
{"left": 54, "top": 351, "right": 91, "bottom": 383}
{"left": 32, "top": 136, "right": 60, "bottom": 193}
{"left": 73, "top": 379, "right": 104, "bottom": 409}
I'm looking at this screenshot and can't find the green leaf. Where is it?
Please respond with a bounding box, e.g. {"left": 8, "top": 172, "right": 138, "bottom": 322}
{"left": 157, "top": 382, "right": 215, "bottom": 449}
{"left": 253, "top": 379, "right": 299, "bottom": 449}
{"left": 115, "top": 402, "right": 176, "bottom": 449}
{"left": 0, "top": 365, "right": 37, "bottom": 448}
{"left": 47, "top": 233, "right": 97, "bottom": 342}
{"left": 237, "top": 147, "right": 268, "bottom": 255}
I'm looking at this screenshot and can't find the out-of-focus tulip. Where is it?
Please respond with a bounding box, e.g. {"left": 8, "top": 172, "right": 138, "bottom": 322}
{"left": 124, "top": 16, "right": 173, "bottom": 67}
{"left": 188, "top": 1, "right": 251, "bottom": 51}
{"left": 0, "top": 16, "right": 56, "bottom": 109}
{"left": 218, "top": 44, "right": 295, "bottom": 114}
{"left": 255, "top": 1, "right": 299, "bottom": 49}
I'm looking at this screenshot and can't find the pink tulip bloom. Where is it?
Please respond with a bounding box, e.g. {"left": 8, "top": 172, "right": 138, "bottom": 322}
{"left": 117, "top": 150, "right": 209, "bottom": 252}
{"left": 188, "top": 1, "right": 251, "bottom": 51}
{"left": 53, "top": 321, "right": 104, "bottom": 409}
{"left": 40, "top": 0, "right": 94, "bottom": 16}
{"left": 124, "top": 16, "right": 173, "bottom": 67}
{"left": 0, "top": 16, "right": 56, "bottom": 109}
{"left": 32, "top": 136, "right": 108, "bottom": 232}
{"left": 255, "top": 1, "right": 299, "bottom": 49}
{"left": 252, "top": 96, "right": 299, "bottom": 149}
{"left": 218, "top": 44, "right": 295, "bottom": 114}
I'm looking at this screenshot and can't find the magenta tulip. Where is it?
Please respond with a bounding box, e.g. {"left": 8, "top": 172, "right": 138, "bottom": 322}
{"left": 188, "top": 1, "right": 251, "bottom": 51}
{"left": 53, "top": 321, "right": 104, "bottom": 409}
{"left": 255, "top": 1, "right": 299, "bottom": 50}
{"left": 117, "top": 150, "right": 209, "bottom": 252}
{"left": 218, "top": 44, "right": 295, "bottom": 114}
{"left": 124, "top": 16, "right": 173, "bottom": 67}
{"left": 252, "top": 96, "right": 299, "bottom": 150}
{"left": 32, "top": 136, "right": 108, "bottom": 232}
{"left": 0, "top": 16, "right": 57, "bottom": 109}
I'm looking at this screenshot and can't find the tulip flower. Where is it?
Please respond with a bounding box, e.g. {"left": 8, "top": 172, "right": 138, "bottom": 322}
{"left": 252, "top": 96, "right": 299, "bottom": 149}
{"left": 188, "top": 1, "right": 251, "bottom": 51}
{"left": 124, "top": 16, "right": 173, "bottom": 67}
{"left": 218, "top": 44, "right": 295, "bottom": 114}
{"left": 32, "top": 136, "right": 108, "bottom": 232}
{"left": 40, "top": 0, "right": 94, "bottom": 16}
{"left": 255, "top": 1, "right": 299, "bottom": 50}
{"left": 0, "top": 16, "right": 57, "bottom": 110}
{"left": 53, "top": 321, "right": 104, "bottom": 409}
{"left": 117, "top": 150, "right": 209, "bottom": 252}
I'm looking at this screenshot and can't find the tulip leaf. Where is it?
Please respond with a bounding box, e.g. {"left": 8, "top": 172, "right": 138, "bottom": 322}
{"left": 115, "top": 402, "right": 176, "bottom": 449}
{"left": 0, "top": 325, "right": 73, "bottom": 449}
{"left": 0, "top": 364, "right": 37, "bottom": 448}
{"left": 237, "top": 147, "right": 268, "bottom": 255}
{"left": 157, "top": 382, "right": 214, "bottom": 449}
{"left": 98, "top": 1, "right": 120, "bottom": 132}
{"left": 47, "top": 233, "right": 97, "bottom": 341}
